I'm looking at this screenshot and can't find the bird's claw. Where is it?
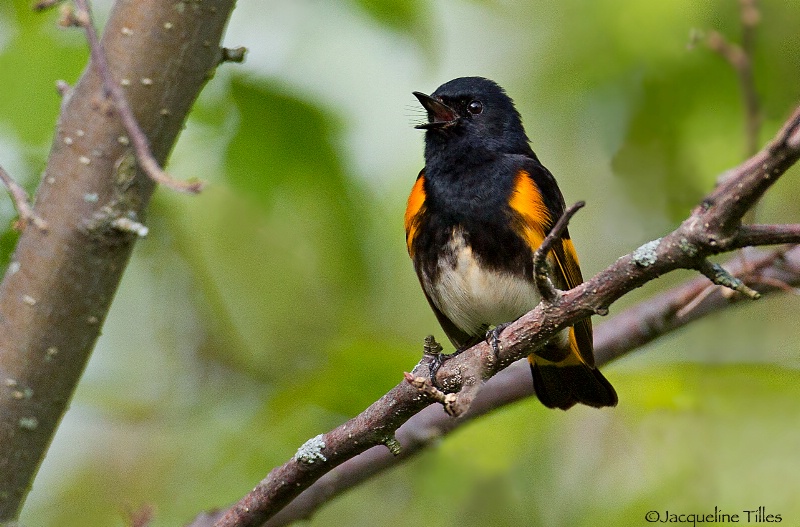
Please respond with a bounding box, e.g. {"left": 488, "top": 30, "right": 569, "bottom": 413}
{"left": 486, "top": 322, "right": 511, "bottom": 359}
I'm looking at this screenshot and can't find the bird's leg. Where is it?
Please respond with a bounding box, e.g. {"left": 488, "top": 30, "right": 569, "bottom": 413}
{"left": 422, "top": 335, "right": 445, "bottom": 386}
{"left": 486, "top": 322, "right": 511, "bottom": 360}
{"left": 423, "top": 335, "right": 474, "bottom": 388}
{"left": 428, "top": 353, "right": 443, "bottom": 387}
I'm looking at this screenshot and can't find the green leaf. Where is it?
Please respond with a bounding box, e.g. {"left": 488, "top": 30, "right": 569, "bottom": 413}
{"left": 353, "top": 0, "right": 423, "bottom": 34}
{"left": 0, "top": 227, "right": 20, "bottom": 270}
{"left": 351, "top": 0, "right": 434, "bottom": 55}
{"left": 269, "top": 337, "right": 420, "bottom": 416}
{"left": 0, "top": 1, "right": 87, "bottom": 146}
{"left": 160, "top": 79, "right": 370, "bottom": 380}
{"left": 226, "top": 78, "right": 367, "bottom": 297}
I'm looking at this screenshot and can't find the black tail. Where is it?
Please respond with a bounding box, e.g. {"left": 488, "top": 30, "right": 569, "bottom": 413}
{"left": 530, "top": 360, "right": 618, "bottom": 410}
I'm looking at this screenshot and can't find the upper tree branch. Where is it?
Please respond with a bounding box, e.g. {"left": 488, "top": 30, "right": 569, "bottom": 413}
{"left": 0, "top": 1, "right": 236, "bottom": 520}
{"left": 208, "top": 102, "right": 800, "bottom": 527}
{"left": 707, "top": 0, "right": 762, "bottom": 156}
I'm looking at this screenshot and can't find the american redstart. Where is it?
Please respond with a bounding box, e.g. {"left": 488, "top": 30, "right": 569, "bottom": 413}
{"left": 405, "top": 77, "right": 617, "bottom": 410}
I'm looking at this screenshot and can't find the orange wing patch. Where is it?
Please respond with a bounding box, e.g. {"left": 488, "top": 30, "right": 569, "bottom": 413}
{"left": 552, "top": 234, "right": 595, "bottom": 366}
{"left": 510, "top": 170, "right": 595, "bottom": 367}
{"left": 508, "top": 170, "right": 550, "bottom": 251}
{"left": 405, "top": 172, "right": 427, "bottom": 256}
{"left": 552, "top": 238, "right": 582, "bottom": 289}
{"left": 566, "top": 327, "right": 588, "bottom": 365}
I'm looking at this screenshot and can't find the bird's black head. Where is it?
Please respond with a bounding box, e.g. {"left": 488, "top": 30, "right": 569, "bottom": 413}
{"left": 413, "top": 77, "right": 531, "bottom": 157}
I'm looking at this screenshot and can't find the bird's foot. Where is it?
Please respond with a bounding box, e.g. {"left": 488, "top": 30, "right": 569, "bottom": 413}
{"left": 486, "top": 322, "right": 511, "bottom": 359}
{"left": 422, "top": 335, "right": 467, "bottom": 388}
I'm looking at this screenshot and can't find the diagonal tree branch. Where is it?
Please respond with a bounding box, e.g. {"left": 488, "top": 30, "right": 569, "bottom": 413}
{"left": 68, "top": 0, "right": 204, "bottom": 194}
{"left": 0, "top": 0, "right": 237, "bottom": 520}
{"left": 595, "top": 245, "right": 800, "bottom": 362}
{"left": 206, "top": 103, "right": 800, "bottom": 527}
{"left": 0, "top": 165, "right": 48, "bottom": 232}
{"left": 240, "top": 247, "right": 798, "bottom": 527}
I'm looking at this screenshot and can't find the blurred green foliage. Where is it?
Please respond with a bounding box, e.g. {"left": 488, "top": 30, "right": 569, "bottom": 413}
{"left": 1, "top": 0, "right": 799, "bottom": 526}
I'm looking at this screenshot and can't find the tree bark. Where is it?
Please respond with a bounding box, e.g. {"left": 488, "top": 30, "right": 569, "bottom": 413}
{"left": 0, "top": 0, "right": 236, "bottom": 520}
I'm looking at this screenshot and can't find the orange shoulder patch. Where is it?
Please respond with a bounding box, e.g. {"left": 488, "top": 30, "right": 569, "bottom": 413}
{"left": 508, "top": 170, "right": 550, "bottom": 251}
{"left": 404, "top": 172, "right": 427, "bottom": 256}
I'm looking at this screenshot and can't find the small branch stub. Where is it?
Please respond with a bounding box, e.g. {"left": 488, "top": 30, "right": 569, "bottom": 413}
{"left": 403, "top": 372, "right": 458, "bottom": 416}
{"left": 111, "top": 216, "right": 148, "bottom": 237}
{"left": 0, "top": 166, "right": 48, "bottom": 232}
{"left": 382, "top": 436, "right": 402, "bottom": 456}
{"left": 534, "top": 200, "right": 585, "bottom": 302}
{"left": 32, "top": 0, "right": 64, "bottom": 11}
{"left": 220, "top": 46, "right": 247, "bottom": 64}
{"left": 55, "top": 79, "right": 71, "bottom": 97}
{"left": 698, "top": 259, "right": 761, "bottom": 299}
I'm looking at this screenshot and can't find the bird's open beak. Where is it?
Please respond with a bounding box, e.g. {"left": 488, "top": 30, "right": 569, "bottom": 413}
{"left": 413, "top": 91, "right": 457, "bottom": 129}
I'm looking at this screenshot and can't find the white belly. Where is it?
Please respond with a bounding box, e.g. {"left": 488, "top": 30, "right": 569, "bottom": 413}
{"left": 428, "top": 230, "right": 540, "bottom": 336}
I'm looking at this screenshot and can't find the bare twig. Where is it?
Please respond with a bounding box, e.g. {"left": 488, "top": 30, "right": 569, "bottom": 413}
{"left": 596, "top": 245, "right": 800, "bottom": 362}
{"left": 688, "top": 0, "right": 765, "bottom": 313}
{"left": 739, "top": 0, "right": 761, "bottom": 156}
{"left": 702, "top": 106, "right": 800, "bottom": 237}
{"left": 697, "top": 259, "right": 761, "bottom": 299}
{"left": 674, "top": 283, "right": 719, "bottom": 320}
{"left": 403, "top": 372, "right": 457, "bottom": 415}
{"left": 55, "top": 80, "right": 71, "bottom": 97}
{"left": 533, "top": 200, "right": 585, "bottom": 303}
{"left": 707, "top": 0, "right": 761, "bottom": 157}
{"left": 736, "top": 224, "right": 800, "bottom": 246}
{"left": 71, "top": 0, "right": 204, "bottom": 193}
{"left": 0, "top": 166, "right": 48, "bottom": 231}
{"left": 31, "top": 0, "right": 64, "bottom": 11}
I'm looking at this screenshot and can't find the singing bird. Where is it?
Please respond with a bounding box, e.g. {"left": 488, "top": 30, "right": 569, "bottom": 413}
{"left": 404, "top": 77, "right": 617, "bottom": 410}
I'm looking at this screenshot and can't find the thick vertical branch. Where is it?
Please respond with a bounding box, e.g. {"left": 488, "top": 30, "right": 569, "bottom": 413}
{"left": 0, "top": 0, "right": 236, "bottom": 520}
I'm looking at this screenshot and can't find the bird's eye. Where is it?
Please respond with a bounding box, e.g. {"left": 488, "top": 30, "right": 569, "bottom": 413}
{"left": 467, "top": 100, "right": 483, "bottom": 115}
